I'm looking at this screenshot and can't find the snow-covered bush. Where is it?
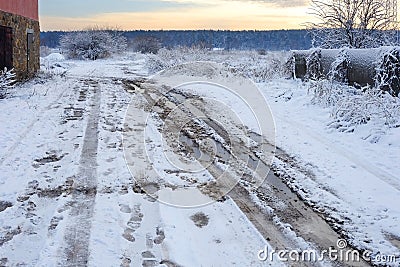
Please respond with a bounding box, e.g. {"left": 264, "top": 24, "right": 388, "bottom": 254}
{"left": 307, "top": 79, "right": 347, "bottom": 107}
{"left": 219, "top": 50, "right": 292, "bottom": 82}
{"left": 60, "top": 29, "right": 127, "bottom": 60}
{"left": 305, "top": 49, "right": 324, "bottom": 81}
{"left": 145, "top": 47, "right": 210, "bottom": 74}
{"left": 145, "top": 47, "right": 291, "bottom": 81}
{"left": 329, "top": 49, "right": 349, "bottom": 83}
{"left": 307, "top": 76, "right": 400, "bottom": 140}
{"left": 132, "top": 36, "right": 161, "bottom": 54}
{"left": 159, "top": 47, "right": 210, "bottom": 65}
{"left": 329, "top": 86, "right": 400, "bottom": 136}
{"left": 307, "top": 49, "right": 352, "bottom": 107}
{"left": 145, "top": 53, "right": 170, "bottom": 74}
{"left": 109, "top": 30, "right": 128, "bottom": 55}
{"left": 0, "top": 68, "right": 16, "bottom": 99}
{"left": 375, "top": 47, "right": 400, "bottom": 97}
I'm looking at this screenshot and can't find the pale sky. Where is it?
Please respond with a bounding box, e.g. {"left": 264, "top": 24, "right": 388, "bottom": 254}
{"left": 38, "top": 0, "right": 313, "bottom": 31}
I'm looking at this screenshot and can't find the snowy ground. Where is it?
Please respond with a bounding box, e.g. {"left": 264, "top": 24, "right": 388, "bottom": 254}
{"left": 260, "top": 78, "right": 400, "bottom": 263}
{"left": 0, "top": 54, "right": 276, "bottom": 267}
{"left": 0, "top": 51, "right": 399, "bottom": 266}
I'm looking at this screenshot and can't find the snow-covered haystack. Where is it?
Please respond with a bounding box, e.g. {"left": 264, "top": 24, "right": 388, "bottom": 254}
{"left": 293, "top": 47, "right": 398, "bottom": 93}
{"left": 0, "top": 68, "right": 16, "bottom": 99}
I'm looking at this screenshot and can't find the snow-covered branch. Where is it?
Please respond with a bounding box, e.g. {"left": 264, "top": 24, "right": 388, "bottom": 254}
{"left": 0, "top": 68, "right": 16, "bottom": 99}
{"left": 308, "top": 0, "right": 398, "bottom": 48}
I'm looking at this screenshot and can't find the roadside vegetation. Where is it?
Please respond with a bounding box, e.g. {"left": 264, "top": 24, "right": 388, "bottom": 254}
{"left": 59, "top": 27, "right": 127, "bottom": 60}
{"left": 0, "top": 68, "right": 15, "bottom": 99}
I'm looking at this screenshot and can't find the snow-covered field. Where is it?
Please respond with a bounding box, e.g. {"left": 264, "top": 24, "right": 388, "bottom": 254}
{"left": 0, "top": 50, "right": 399, "bottom": 266}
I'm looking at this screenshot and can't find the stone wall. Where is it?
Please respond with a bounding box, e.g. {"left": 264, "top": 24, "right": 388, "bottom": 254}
{"left": 0, "top": 10, "right": 40, "bottom": 80}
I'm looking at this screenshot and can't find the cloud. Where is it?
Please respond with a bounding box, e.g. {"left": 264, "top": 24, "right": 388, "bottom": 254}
{"left": 39, "top": 0, "right": 201, "bottom": 17}
{"left": 228, "top": 0, "right": 309, "bottom": 7}
{"left": 39, "top": 0, "right": 313, "bottom": 31}
{"left": 40, "top": 9, "right": 309, "bottom": 31}
{"left": 158, "top": 0, "right": 309, "bottom": 7}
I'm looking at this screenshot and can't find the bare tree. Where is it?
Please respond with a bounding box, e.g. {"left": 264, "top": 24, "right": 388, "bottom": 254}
{"left": 308, "top": 0, "right": 398, "bottom": 48}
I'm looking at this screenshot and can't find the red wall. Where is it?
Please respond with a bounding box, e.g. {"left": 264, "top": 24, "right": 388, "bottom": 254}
{"left": 0, "top": 0, "right": 38, "bottom": 21}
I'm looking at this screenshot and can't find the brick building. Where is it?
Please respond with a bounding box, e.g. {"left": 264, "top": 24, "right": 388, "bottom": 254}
{"left": 0, "top": 0, "right": 40, "bottom": 79}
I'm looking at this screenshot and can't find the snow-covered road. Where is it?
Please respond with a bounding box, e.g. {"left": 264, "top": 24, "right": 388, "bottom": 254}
{"left": 0, "top": 57, "right": 275, "bottom": 266}
{"left": 0, "top": 52, "right": 399, "bottom": 266}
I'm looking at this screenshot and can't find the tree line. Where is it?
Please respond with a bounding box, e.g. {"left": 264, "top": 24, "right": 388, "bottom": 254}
{"left": 41, "top": 30, "right": 313, "bottom": 51}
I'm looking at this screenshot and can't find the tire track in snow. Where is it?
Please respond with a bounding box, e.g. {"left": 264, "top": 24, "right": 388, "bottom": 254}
{"left": 62, "top": 79, "right": 101, "bottom": 266}
{"left": 125, "top": 79, "right": 370, "bottom": 267}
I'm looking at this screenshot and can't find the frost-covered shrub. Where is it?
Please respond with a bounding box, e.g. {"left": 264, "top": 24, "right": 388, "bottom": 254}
{"left": 223, "top": 51, "right": 292, "bottom": 82}
{"left": 60, "top": 29, "right": 127, "bottom": 60}
{"left": 145, "top": 47, "right": 210, "bottom": 74}
{"left": 159, "top": 47, "right": 210, "bottom": 65}
{"left": 109, "top": 30, "right": 128, "bottom": 54}
{"left": 0, "top": 68, "right": 16, "bottom": 99}
{"left": 305, "top": 49, "right": 324, "bottom": 81}
{"left": 144, "top": 47, "right": 291, "bottom": 81}
{"left": 132, "top": 36, "right": 161, "bottom": 54}
{"left": 145, "top": 53, "right": 170, "bottom": 74}
{"left": 283, "top": 53, "right": 295, "bottom": 79}
{"left": 329, "top": 86, "right": 400, "bottom": 136}
{"left": 329, "top": 49, "right": 349, "bottom": 83}
{"left": 307, "top": 78, "right": 400, "bottom": 139}
{"left": 375, "top": 47, "right": 400, "bottom": 97}
{"left": 308, "top": 80, "right": 347, "bottom": 107}
{"left": 307, "top": 49, "right": 352, "bottom": 107}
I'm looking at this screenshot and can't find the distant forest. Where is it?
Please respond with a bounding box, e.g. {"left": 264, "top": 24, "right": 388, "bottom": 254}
{"left": 40, "top": 30, "right": 313, "bottom": 51}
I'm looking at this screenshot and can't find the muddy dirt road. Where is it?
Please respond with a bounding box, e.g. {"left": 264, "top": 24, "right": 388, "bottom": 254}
{"left": 0, "top": 59, "right": 372, "bottom": 266}
{"left": 121, "top": 62, "right": 370, "bottom": 266}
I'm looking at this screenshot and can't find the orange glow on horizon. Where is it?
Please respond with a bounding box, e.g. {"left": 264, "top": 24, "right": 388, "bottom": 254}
{"left": 40, "top": 2, "right": 313, "bottom": 31}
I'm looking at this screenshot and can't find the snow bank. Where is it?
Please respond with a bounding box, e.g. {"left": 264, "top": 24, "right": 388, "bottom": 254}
{"left": 40, "top": 53, "right": 69, "bottom": 75}
{"left": 44, "top": 53, "right": 65, "bottom": 62}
